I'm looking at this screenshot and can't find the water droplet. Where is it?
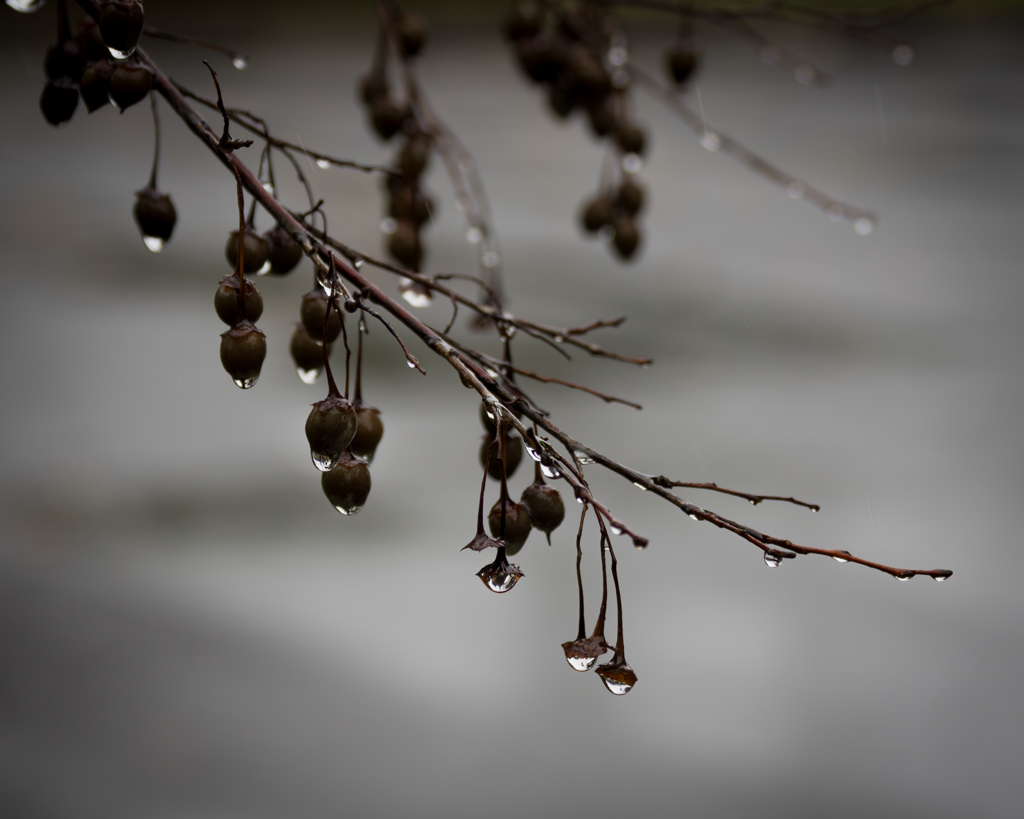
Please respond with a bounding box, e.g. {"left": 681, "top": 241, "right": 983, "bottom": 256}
{"left": 787, "top": 181, "right": 805, "bottom": 199}
{"left": 465, "top": 227, "right": 483, "bottom": 244}
{"left": 687, "top": 513, "right": 699, "bottom": 521}
{"left": 353, "top": 258, "right": 365, "bottom": 269}
{"left": 332, "top": 501, "right": 363, "bottom": 516}
{"left": 261, "top": 180, "right": 275, "bottom": 197}
{"left": 891, "top": 44, "right": 914, "bottom": 66}
{"left": 632, "top": 482, "right": 647, "bottom": 491}
{"left": 826, "top": 204, "right": 845, "bottom": 222}
{"left": 311, "top": 450, "right": 339, "bottom": 472}
{"left": 609, "top": 525, "right": 623, "bottom": 536}
{"left": 567, "top": 656, "right": 596, "bottom": 672}
{"left": 296, "top": 367, "right": 321, "bottom": 385}
{"left": 256, "top": 260, "right": 272, "bottom": 276}
{"left": 142, "top": 235, "right": 165, "bottom": 253}
{"left": 603, "top": 678, "right": 633, "bottom": 695}
{"left": 608, "top": 46, "right": 628, "bottom": 66}
{"left": 399, "top": 278, "right": 433, "bottom": 308}
{"left": 540, "top": 463, "right": 561, "bottom": 480}
{"left": 794, "top": 64, "right": 816, "bottom": 84}
{"left": 379, "top": 217, "right": 397, "bottom": 235}
{"left": 933, "top": 575, "right": 948, "bottom": 582}
{"left": 596, "top": 664, "right": 638, "bottom": 696}
{"left": 699, "top": 131, "right": 721, "bottom": 152}
{"left": 5, "top": 0, "right": 46, "bottom": 12}
{"left": 525, "top": 444, "right": 542, "bottom": 462}
{"left": 832, "top": 550, "right": 852, "bottom": 563}
{"left": 233, "top": 376, "right": 259, "bottom": 389}
{"left": 406, "top": 358, "right": 418, "bottom": 369}
{"left": 483, "top": 366, "right": 500, "bottom": 379}
{"left": 574, "top": 488, "right": 587, "bottom": 504}
{"left": 621, "top": 153, "right": 643, "bottom": 174}
{"left": 895, "top": 572, "right": 915, "bottom": 582}
{"left": 482, "top": 250, "right": 500, "bottom": 268}
{"left": 485, "top": 571, "right": 519, "bottom": 593}
{"left": 107, "top": 46, "right": 134, "bottom": 60}
{"left": 553, "top": 335, "right": 565, "bottom": 343}
{"left": 633, "top": 538, "right": 647, "bottom": 551}
{"left": 764, "top": 552, "right": 782, "bottom": 568}
{"left": 853, "top": 216, "right": 876, "bottom": 236}
{"left": 232, "top": 54, "right": 249, "bottom": 70}
{"left": 316, "top": 158, "right": 331, "bottom": 169}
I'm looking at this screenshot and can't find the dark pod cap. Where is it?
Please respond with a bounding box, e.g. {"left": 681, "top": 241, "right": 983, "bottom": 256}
{"left": 40, "top": 78, "right": 79, "bottom": 126}
{"left": 225, "top": 228, "right": 270, "bottom": 275}
{"left": 321, "top": 449, "right": 371, "bottom": 515}
{"left": 108, "top": 60, "right": 153, "bottom": 112}
{"left": 133, "top": 187, "right": 176, "bottom": 251}
{"left": 350, "top": 403, "right": 384, "bottom": 462}
{"left": 264, "top": 224, "right": 303, "bottom": 274}
{"left": 665, "top": 41, "right": 700, "bottom": 86}
{"left": 98, "top": 0, "right": 145, "bottom": 60}
{"left": 488, "top": 498, "right": 533, "bottom": 555}
{"left": 219, "top": 319, "right": 266, "bottom": 389}
{"left": 214, "top": 274, "right": 263, "bottom": 326}
{"left": 300, "top": 289, "right": 343, "bottom": 344}
{"left": 306, "top": 395, "right": 358, "bottom": 472}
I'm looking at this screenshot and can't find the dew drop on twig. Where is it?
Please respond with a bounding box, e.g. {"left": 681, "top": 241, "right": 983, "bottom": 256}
{"left": 764, "top": 552, "right": 782, "bottom": 568}
{"left": 232, "top": 55, "right": 249, "bottom": 70}
{"left": 316, "top": 158, "right": 331, "bottom": 169}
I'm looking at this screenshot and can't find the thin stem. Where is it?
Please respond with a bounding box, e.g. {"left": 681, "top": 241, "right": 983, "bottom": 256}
{"left": 143, "top": 26, "right": 249, "bottom": 68}
{"left": 148, "top": 92, "right": 161, "bottom": 190}
{"left": 574, "top": 505, "right": 588, "bottom": 641}
{"left": 654, "top": 479, "right": 820, "bottom": 511}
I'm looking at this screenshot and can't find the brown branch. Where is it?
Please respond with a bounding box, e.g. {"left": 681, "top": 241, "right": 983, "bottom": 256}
{"left": 652, "top": 478, "right": 820, "bottom": 511}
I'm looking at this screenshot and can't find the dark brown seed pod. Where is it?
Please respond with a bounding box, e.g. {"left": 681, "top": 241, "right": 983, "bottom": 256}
{"left": 108, "top": 60, "right": 152, "bottom": 112}
{"left": 214, "top": 274, "right": 263, "bottom": 326}
{"left": 478, "top": 401, "right": 523, "bottom": 436}
{"left": 75, "top": 19, "right": 108, "bottom": 63}
{"left": 98, "top": 0, "right": 145, "bottom": 59}
{"left": 40, "top": 78, "right": 79, "bottom": 126}
{"left": 514, "top": 36, "right": 567, "bottom": 85}
{"left": 502, "top": 1, "right": 543, "bottom": 42}
{"left": 264, "top": 224, "right": 303, "bottom": 274}
{"left": 79, "top": 58, "right": 113, "bottom": 112}
{"left": 306, "top": 395, "right": 358, "bottom": 472}
{"left": 520, "top": 482, "right": 565, "bottom": 543}
{"left": 547, "top": 80, "right": 580, "bottom": 120}
{"left": 388, "top": 220, "right": 422, "bottom": 270}
{"left": 219, "top": 319, "right": 266, "bottom": 389}
{"left": 45, "top": 39, "right": 85, "bottom": 82}
{"left": 488, "top": 498, "right": 533, "bottom": 555}
{"left": 480, "top": 434, "right": 523, "bottom": 481}
{"left": 614, "top": 179, "right": 645, "bottom": 217}
{"left": 289, "top": 323, "right": 329, "bottom": 383}
{"left": 300, "top": 288, "right": 343, "bottom": 344}
{"left": 389, "top": 185, "right": 434, "bottom": 227}
{"left": 611, "top": 216, "right": 641, "bottom": 261}
{"left": 568, "top": 47, "right": 610, "bottom": 105}
{"left": 397, "top": 12, "right": 429, "bottom": 58}
{"left": 225, "top": 228, "right": 270, "bottom": 275}
{"left": 615, "top": 122, "right": 648, "bottom": 156}
{"left": 580, "top": 194, "right": 614, "bottom": 234}
{"left": 665, "top": 41, "right": 700, "bottom": 86}
{"left": 358, "top": 73, "right": 388, "bottom": 106}
{"left": 133, "top": 187, "right": 176, "bottom": 251}
{"left": 350, "top": 403, "right": 384, "bottom": 462}
{"left": 369, "top": 99, "right": 409, "bottom": 141}
{"left": 397, "top": 133, "right": 431, "bottom": 180}
{"left": 585, "top": 102, "right": 617, "bottom": 139}
{"left": 321, "top": 450, "right": 371, "bottom": 515}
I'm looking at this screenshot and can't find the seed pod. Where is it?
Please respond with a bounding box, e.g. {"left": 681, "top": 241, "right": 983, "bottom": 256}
{"left": 502, "top": 1, "right": 543, "bottom": 42}
{"left": 40, "top": 78, "right": 79, "bottom": 126}
{"left": 369, "top": 99, "right": 409, "bottom": 141}
{"left": 214, "top": 274, "right": 263, "bottom": 326}
{"left": 585, "top": 102, "right": 617, "bottom": 139}
{"left": 615, "top": 122, "right": 647, "bottom": 156}
{"left": 306, "top": 395, "right": 358, "bottom": 472}
{"left": 225, "top": 228, "right": 270, "bottom": 275}
{"left": 520, "top": 482, "right": 565, "bottom": 544}
{"left": 665, "top": 40, "right": 700, "bottom": 86}
{"left": 98, "top": 0, "right": 145, "bottom": 59}
{"left": 388, "top": 220, "right": 422, "bottom": 270}
{"left": 264, "top": 224, "right": 303, "bottom": 274}
{"left": 389, "top": 185, "right": 434, "bottom": 227}
{"left": 611, "top": 216, "right": 641, "bottom": 261}
{"left": 290, "top": 323, "right": 329, "bottom": 383}
{"left": 568, "top": 47, "right": 610, "bottom": 105}
{"left": 220, "top": 319, "right": 266, "bottom": 389}
{"left": 397, "top": 133, "right": 431, "bottom": 180}
{"left": 580, "top": 194, "right": 613, "bottom": 234}
{"left": 397, "top": 12, "right": 429, "bottom": 58}
{"left": 480, "top": 433, "right": 523, "bottom": 480}
{"left": 133, "top": 187, "right": 176, "bottom": 251}
{"left": 359, "top": 73, "right": 388, "bottom": 106}
{"left": 478, "top": 401, "right": 524, "bottom": 436}
{"left": 614, "top": 179, "right": 645, "bottom": 217}
{"left": 300, "top": 288, "right": 343, "bottom": 344}
{"left": 547, "top": 80, "right": 580, "bottom": 119}
{"left": 514, "top": 36, "right": 567, "bottom": 85}
{"left": 108, "top": 60, "right": 152, "bottom": 111}
{"left": 45, "top": 39, "right": 85, "bottom": 82}
{"left": 321, "top": 450, "right": 371, "bottom": 515}
{"left": 350, "top": 403, "right": 384, "bottom": 462}
{"left": 75, "top": 19, "right": 108, "bottom": 63}
{"left": 488, "top": 499, "right": 533, "bottom": 555}
{"left": 79, "top": 58, "right": 113, "bottom": 112}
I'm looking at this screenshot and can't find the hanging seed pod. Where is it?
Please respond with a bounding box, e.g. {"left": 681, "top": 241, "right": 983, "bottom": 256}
{"left": 580, "top": 194, "right": 614, "bottom": 234}
{"left": 133, "top": 187, "right": 176, "bottom": 252}
{"left": 321, "top": 450, "right": 371, "bottom": 515}
{"left": 514, "top": 36, "right": 567, "bottom": 85}
{"left": 290, "top": 323, "right": 329, "bottom": 384}
{"left": 264, "top": 224, "right": 303, "bottom": 274}
{"left": 502, "top": 1, "right": 543, "bottom": 42}
{"left": 359, "top": 73, "right": 388, "bottom": 106}
{"left": 520, "top": 482, "right": 565, "bottom": 544}
{"left": 219, "top": 319, "right": 266, "bottom": 389}
{"left": 369, "top": 98, "right": 409, "bottom": 141}
{"left": 45, "top": 39, "right": 85, "bottom": 83}
{"left": 480, "top": 434, "right": 523, "bottom": 480}
{"left": 585, "top": 102, "right": 617, "bottom": 139}
{"left": 306, "top": 395, "right": 358, "bottom": 472}
{"left": 75, "top": 19, "right": 108, "bottom": 63}
{"left": 98, "top": 0, "right": 145, "bottom": 60}
{"left": 214, "top": 274, "right": 263, "bottom": 326}
{"left": 79, "top": 57, "right": 113, "bottom": 112}
{"left": 568, "top": 47, "right": 610, "bottom": 106}
{"left": 611, "top": 216, "right": 641, "bottom": 261}
{"left": 389, "top": 185, "right": 434, "bottom": 227}
{"left": 40, "top": 78, "right": 79, "bottom": 126}
{"left": 614, "top": 179, "right": 645, "bottom": 217}
{"left": 300, "top": 288, "right": 343, "bottom": 344}
{"left": 397, "top": 12, "right": 429, "bottom": 58}
{"left": 225, "top": 228, "right": 270, "bottom": 275}
{"left": 388, "top": 220, "right": 423, "bottom": 270}
{"left": 397, "top": 133, "right": 431, "bottom": 180}
{"left": 350, "top": 402, "right": 384, "bottom": 462}
{"left": 488, "top": 498, "right": 533, "bottom": 555}
{"left": 547, "top": 80, "right": 580, "bottom": 120}
{"left": 108, "top": 59, "right": 152, "bottom": 111}
{"left": 665, "top": 40, "right": 700, "bottom": 86}
{"left": 479, "top": 401, "right": 521, "bottom": 436}
{"left": 615, "top": 122, "right": 647, "bottom": 156}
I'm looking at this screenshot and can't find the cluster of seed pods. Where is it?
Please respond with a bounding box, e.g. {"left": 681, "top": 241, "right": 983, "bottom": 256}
{"left": 502, "top": 1, "right": 701, "bottom": 262}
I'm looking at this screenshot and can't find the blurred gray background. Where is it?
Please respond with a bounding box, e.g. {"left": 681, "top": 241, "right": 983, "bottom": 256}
{"left": 2, "top": 2, "right": 1022, "bottom": 817}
